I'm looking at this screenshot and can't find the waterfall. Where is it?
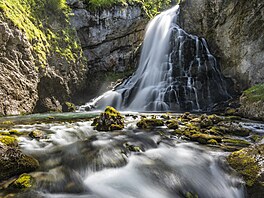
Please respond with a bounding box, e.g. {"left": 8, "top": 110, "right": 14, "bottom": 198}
{"left": 81, "top": 5, "right": 231, "bottom": 112}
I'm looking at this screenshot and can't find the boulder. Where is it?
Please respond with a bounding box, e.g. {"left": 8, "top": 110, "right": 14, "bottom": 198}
{"left": 0, "top": 143, "right": 39, "bottom": 181}
{"left": 92, "top": 106, "right": 124, "bottom": 131}
{"left": 227, "top": 144, "right": 264, "bottom": 198}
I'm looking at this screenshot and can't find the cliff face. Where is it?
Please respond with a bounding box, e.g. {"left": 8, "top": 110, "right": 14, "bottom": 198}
{"left": 179, "top": 0, "right": 264, "bottom": 91}
{"left": 0, "top": 19, "right": 38, "bottom": 115}
{"left": 69, "top": 1, "right": 148, "bottom": 102}
{"left": 0, "top": 0, "right": 86, "bottom": 115}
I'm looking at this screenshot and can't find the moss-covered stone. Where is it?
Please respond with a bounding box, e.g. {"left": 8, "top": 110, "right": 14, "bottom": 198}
{"left": 92, "top": 106, "right": 124, "bottom": 131}
{"left": 124, "top": 143, "right": 142, "bottom": 152}
{"left": 62, "top": 102, "right": 77, "bottom": 112}
{"left": 227, "top": 144, "right": 263, "bottom": 188}
{"left": 208, "top": 114, "right": 223, "bottom": 124}
{"left": 239, "top": 84, "right": 264, "bottom": 121}
{"left": 207, "top": 139, "right": 218, "bottom": 145}
{"left": 0, "top": 135, "right": 18, "bottom": 147}
{"left": 222, "top": 138, "right": 251, "bottom": 147}
{"left": 200, "top": 118, "right": 213, "bottom": 128}
{"left": 28, "top": 130, "right": 46, "bottom": 140}
{"left": 166, "top": 119, "right": 179, "bottom": 129}
{"left": 12, "top": 173, "right": 33, "bottom": 189}
{"left": 0, "top": 143, "right": 39, "bottom": 181}
{"left": 190, "top": 133, "right": 222, "bottom": 144}
{"left": 137, "top": 118, "right": 164, "bottom": 129}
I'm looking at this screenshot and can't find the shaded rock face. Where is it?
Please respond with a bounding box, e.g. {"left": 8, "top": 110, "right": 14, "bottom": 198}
{"left": 179, "top": 0, "right": 264, "bottom": 90}
{"left": 0, "top": 15, "right": 86, "bottom": 115}
{"left": 0, "top": 143, "right": 39, "bottom": 181}
{"left": 69, "top": 3, "right": 148, "bottom": 101}
{"left": 0, "top": 19, "right": 39, "bottom": 116}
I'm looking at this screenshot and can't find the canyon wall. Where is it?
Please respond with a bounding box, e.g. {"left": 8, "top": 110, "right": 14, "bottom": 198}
{"left": 68, "top": 1, "right": 148, "bottom": 102}
{"left": 179, "top": 0, "right": 264, "bottom": 91}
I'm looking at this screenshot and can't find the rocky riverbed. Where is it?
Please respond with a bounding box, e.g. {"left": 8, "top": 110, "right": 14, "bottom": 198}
{"left": 0, "top": 108, "right": 263, "bottom": 198}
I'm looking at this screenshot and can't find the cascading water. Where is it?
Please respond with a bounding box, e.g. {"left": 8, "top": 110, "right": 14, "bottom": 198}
{"left": 80, "top": 5, "right": 231, "bottom": 112}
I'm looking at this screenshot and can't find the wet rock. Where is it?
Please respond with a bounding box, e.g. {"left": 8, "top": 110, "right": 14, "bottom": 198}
{"left": 0, "top": 143, "right": 39, "bottom": 181}
{"left": 190, "top": 134, "right": 222, "bottom": 144}
{"left": 239, "top": 84, "right": 264, "bottom": 121}
{"left": 0, "top": 135, "right": 18, "bottom": 147}
{"left": 28, "top": 130, "right": 46, "bottom": 140}
{"left": 10, "top": 173, "right": 33, "bottom": 189}
{"left": 166, "top": 119, "right": 179, "bottom": 129}
{"left": 227, "top": 144, "right": 264, "bottom": 198}
{"left": 71, "top": 4, "right": 147, "bottom": 102}
{"left": 222, "top": 138, "right": 251, "bottom": 148}
{"left": 180, "top": 0, "right": 264, "bottom": 90}
{"left": 92, "top": 106, "right": 124, "bottom": 131}
{"left": 62, "top": 102, "right": 77, "bottom": 112}
{"left": 137, "top": 118, "right": 164, "bottom": 129}
{"left": 124, "top": 143, "right": 142, "bottom": 152}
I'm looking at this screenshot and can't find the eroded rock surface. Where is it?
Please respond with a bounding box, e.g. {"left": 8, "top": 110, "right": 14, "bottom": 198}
{"left": 180, "top": 0, "right": 264, "bottom": 90}
{"left": 70, "top": 3, "right": 148, "bottom": 100}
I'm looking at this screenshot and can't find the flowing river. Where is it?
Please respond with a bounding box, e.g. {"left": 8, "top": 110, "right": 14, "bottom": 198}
{"left": 1, "top": 112, "right": 263, "bottom": 198}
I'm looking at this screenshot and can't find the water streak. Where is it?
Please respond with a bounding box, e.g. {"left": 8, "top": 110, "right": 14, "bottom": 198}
{"left": 80, "top": 5, "right": 230, "bottom": 112}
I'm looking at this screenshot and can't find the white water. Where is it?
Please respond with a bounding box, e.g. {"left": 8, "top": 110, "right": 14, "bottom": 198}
{"left": 6, "top": 114, "right": 247, "bottom": 198}
{"left": 80, "top": 5, "right": 230, "bottom": 112}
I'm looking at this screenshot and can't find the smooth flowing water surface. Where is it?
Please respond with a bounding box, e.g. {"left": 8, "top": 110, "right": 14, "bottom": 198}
{"left": 0, "top": 112, "right": 251, "bottom": 198}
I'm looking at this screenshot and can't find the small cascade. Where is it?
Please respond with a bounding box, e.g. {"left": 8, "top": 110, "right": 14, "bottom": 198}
{"left": 81, "top": 5, "right": 231, "bottom": 112}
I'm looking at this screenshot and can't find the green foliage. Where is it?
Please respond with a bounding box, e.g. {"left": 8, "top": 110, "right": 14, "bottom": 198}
{"left": 85, "top": 0, "right": 174, "bottom": 18}
{"left": 243, "top": 83, "right": 264, "bottom": 102}
{"left": 0, "top": 0, "right": 83, "bottom": 68}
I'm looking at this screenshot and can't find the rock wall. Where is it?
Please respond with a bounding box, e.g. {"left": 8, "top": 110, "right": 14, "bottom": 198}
{"left": 0, "top": 1, "right": 86, "bottom": 116}
{"left": 179, "top": 0, "right": 264, "bottom": 91}
{"left": 69, "top": 1, "right": 148, "bottom": 102}
{"left": 0, "top": 17, "right": 39, "bottom": 115}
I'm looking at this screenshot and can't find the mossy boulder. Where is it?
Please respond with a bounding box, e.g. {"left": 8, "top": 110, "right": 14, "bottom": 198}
{"left": 62, "top": 102, "right": 77, "bottom": 112}
{"left": 28, "top": 130, "right": 46, "bottom": 140}
{"left": 239, "top": 84, "right": 264, "bottom": 121}
{"left": 92, "top": 106, "right": 124, "bottom": 131}
{"left": 222, "top": 138, "right": 251, "bottom": 148}
{"left": 137, "top": 118, "right": 164, "bottom": 129}
{"left": 200, "top": 117, "right": 214, "bottom": 128}
{"left": 190, "top": 134, "right": 222, "bottom": 144}
{"left": 0, "top": 143, "right": 39, "bottom": 181}
{"left": 227, "top": 144, "right": 264, "bottom": 198}
{"left": 0, "top": 135, "right": 18, "bottom": 147}
{"left": 166, "top": 119, "right": 179, "bottom": 129}
{"left": 11, "top": 173, "right": 33, "bottom": 189}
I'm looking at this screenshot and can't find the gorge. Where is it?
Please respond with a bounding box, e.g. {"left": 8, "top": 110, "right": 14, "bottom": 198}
{"left": 0, "top": 0, "right": 263, "bottom": 198}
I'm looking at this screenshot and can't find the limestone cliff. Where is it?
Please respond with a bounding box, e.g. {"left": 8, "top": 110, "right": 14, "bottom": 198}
{"left": 0, "top": 0, "right": 86, "bottom": 115}
{"left": 179, "top": 0, "right": 264, "bottom": 91}
{"left": 69, "top": 1, "right": 148, "bottom": 102}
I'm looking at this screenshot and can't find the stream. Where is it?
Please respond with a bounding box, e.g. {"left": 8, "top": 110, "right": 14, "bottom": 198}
{"left": 1, "top": 112, "right": 263, "bottom": 198}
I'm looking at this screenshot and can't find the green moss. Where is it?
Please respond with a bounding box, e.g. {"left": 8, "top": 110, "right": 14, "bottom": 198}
{"left": 85, "top": 0, "right": 174, "bottom": 18}
{"left": 243, "top": 83, "right": 264, "bottom": 102}
{"left": 222, "top": 138, "right": 251, "bottom": 147}
{"left": 207, "top": 139, "right": 218, "bottom": 145}
{"left": 1, "top": 120, "right": 14, "bottom": 125}
{"left": 0, "top": 0, "right": 84, "bottom": 68}
{"left": 124, "top": 143, "right": 142, "bottom": 152}
{"left": 0, "top": 135, "right": 18, "bottom": 147}
{"left": 13, "top": 173, "right": 33, "bottom": 189}
{"left": 64, "top": 102, "right": 77, "bottom": 112}
{"left": 166, "top": 119, "right": 179, "bottom": 129}
{"left": 137, "top": 118, "right": 164, "bottom": 129}
{"left": 190, "top": 134, "right": 222, "bottom": 144}
{"left": 227, "top": 146, "right": 262, "bottom": 187}
{"left": 92, "top": 106, "right": 124, "bottom": 131}
{"left": 250, "top": 134, "right": 262, "bottom": 143}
